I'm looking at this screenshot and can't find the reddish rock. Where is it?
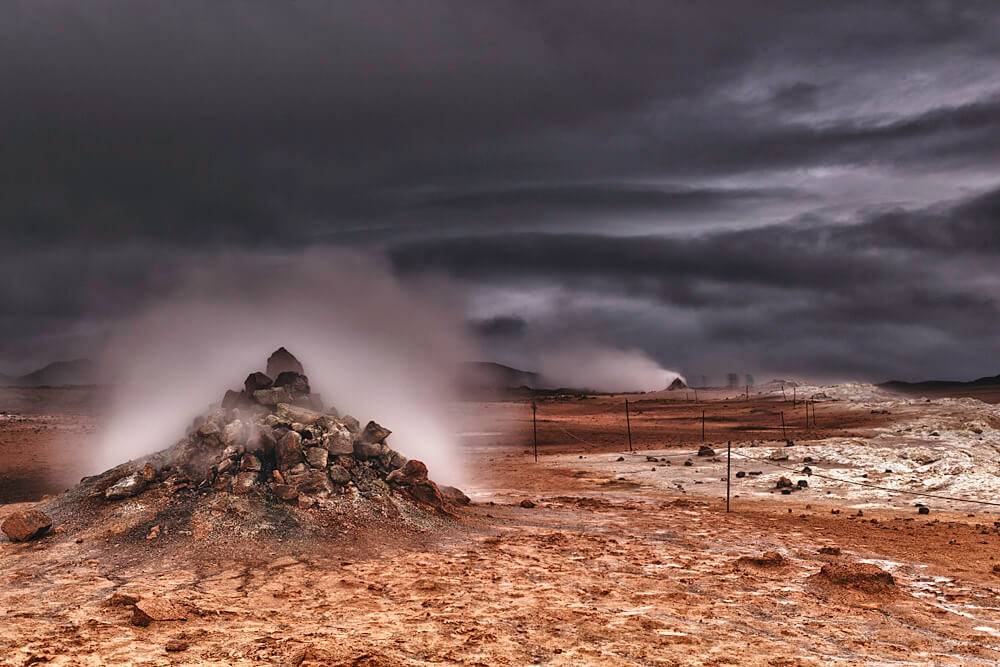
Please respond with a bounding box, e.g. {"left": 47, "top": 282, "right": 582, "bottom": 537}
{"left": 386, "top": 459, "right": 429, "bottom": 486}
{"left": 275, "top": 430, "right": 303, "bottom": 470}
{"left": 131, "top": 598, "right": 189, "bottom": 626}
{"left": 1, "top": 509, "right": 53, "bottom": 542}
{"left": 440, "top": 485, "right": 471, "bottom": 506}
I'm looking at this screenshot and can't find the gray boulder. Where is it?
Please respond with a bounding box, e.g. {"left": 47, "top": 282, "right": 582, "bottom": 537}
{"left": 253, "top": 386, "right": 293, "bottom": 406}
{"left": 304, "top": 446, "right": 328, "bottom": 469}
{"left": 276, "top": 403, "right": 323, "bottom": 425}
{"left": 105, "top": 472, "right": 147, "bottom": 500}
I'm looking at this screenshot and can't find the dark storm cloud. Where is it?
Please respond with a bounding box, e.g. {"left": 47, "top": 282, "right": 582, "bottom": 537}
{"left": 470, "top": 316, "right": 528, "bottom": 339}
{"left": 3, "top": 1, "right": 999, "bottom": 245}
{"left": 390, "top": 186, "right": 1000, "bottom": 381}
{"left": 2, "top": 1, "right": 1000, "bottom": 380}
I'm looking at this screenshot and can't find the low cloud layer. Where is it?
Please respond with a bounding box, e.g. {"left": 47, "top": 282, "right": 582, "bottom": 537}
{"left": 2, "top": 2, "right": 999, "bottom": 384}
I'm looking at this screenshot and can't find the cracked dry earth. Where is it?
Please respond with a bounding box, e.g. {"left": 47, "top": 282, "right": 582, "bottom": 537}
{"left": 3, "top": 398, "right": 1000, "bottom": 665}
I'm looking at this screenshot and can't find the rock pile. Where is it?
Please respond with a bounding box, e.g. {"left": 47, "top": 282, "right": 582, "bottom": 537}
{"left": 102, "top": 348, "right": 455, "bottom": 513}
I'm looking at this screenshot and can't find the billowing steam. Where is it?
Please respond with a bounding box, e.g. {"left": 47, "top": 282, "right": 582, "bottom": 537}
{"left": 94, "top": 249, "right": 473, "bottom": 485}
{"left": 537, "top": 345, "right": 683, "bottom": 393}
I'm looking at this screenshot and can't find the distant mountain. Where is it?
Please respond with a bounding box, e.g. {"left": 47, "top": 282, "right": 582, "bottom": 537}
{"left": 880, "top": 373, "right": 1000, "bottom": 392}
{"left": 458, "top": 361, "right": 540, "bottom": 391}
{"left": 10, "top": 359, "right": 98, "bottom": 387}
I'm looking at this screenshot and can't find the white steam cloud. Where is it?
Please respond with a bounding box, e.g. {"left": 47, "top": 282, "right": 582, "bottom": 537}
{"left": 537, "top": 345, "right": 683, "bottom": 393}
{"left": 94, "top": 249, "right": 473, "bottom": 485}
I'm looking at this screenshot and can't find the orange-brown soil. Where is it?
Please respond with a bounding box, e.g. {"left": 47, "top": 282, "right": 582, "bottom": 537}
{"left": 2, "top": 389, "right": 999, "bottom": 666}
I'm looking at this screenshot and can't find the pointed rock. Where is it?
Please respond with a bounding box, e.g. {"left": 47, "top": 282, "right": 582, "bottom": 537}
{"left": 266, "top": 347, "right": 304, "bottom": 378}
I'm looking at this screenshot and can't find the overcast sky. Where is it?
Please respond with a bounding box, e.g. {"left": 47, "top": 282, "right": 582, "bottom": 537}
{"left": 2, "top": 1, "right": 999, "bottom": 382}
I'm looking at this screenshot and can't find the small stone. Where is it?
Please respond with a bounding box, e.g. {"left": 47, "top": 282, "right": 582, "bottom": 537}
{"left": 520, "top": 499, "right": 536, "bottom": 509}
{"left": 141, "top": 463, "right": 158, "bottom": 482}
{"left": 221, "top": 389, "right": 247, "bottom": 409}
{"left": 697, "top": 445, "right": 715, "bottom": 457}
{"left": 240, "top": 453, "right": 262, "bottom": 472}
{"left": 246, "top": 426, "right": 276, "bottom": 453}
{"left": 683, "top": 459, "right": 693, "bottom": 467}
{"left": 231, "top": 471, "right": 258, "bottom": 495}
{"left": 616, "top": 456, "right": 625, "bottom": 462}
{"left": 386, "top": 459, "right": 429, "bottom": 486}
{"left": 275, "top": 431, "right": 303, "bottom": 470}
{"left": 131, "top": 598, "right": 188, "bottom": 627}
{"left": 146, "top": 525, "right": 161, "bottom": 540}
{"left": 253, "top": 386, "right": 294, "bottom": 406}
{"left": 736, "top": 550, "right": 786, "bottom": 568}
{"left": 818, "top": 546, "right": 841, "bottom": 556}
{"left": 327, "top": 465, "right": 351, "bottom": 486}
{"left": 223, "top": 420, "right": 245, "bottom": 447}
{"left": 244, "top": 371, "right": 273, "bottom": 394}
{"left": 164, "top": 639, "right": 189, "bottom": 653}
{"left": 918, "top": 506, "right": 930, "bottom": 515}
{"left": 775, "top": 477, "right": 793, "bottom": 489}
{"left": 802, "top": 466, "right": 813, "bottom": 475}
{"left": 266, "top": 347, "right": 304, "bottom": 378}
{"left": 273, "top": 371, "right": 310, "bottom": 394}
{"left": 106, "top": 592, "right": 140, "bottom": 607}
{"left": 105, "top": 472, "right": 147, "bottom": 500}
{"left": 340, "top": 414, "right": 361, "bottom": 433}
{"left": 1, "top": 509, "right": 53, "bottom": 542}
{"left": 272, "top": 484, "right": 299, "bottom": 501}
{"left": 296, "top": 469, "right": 333, "bottom": 496}
{"left": 353, "top": 440, "right": 386, "bottom": 459}
{"left": 735, "top": 471, "right": 746, "bottom": 478}
{"left": 276, "top": 403, "right": 323, "bottom": 425}
{"left": 440, "top": 485, "right": 471, "bottom": 506}
{"left": 196, "top": 421, "right": 222, "bottom": 439}
{"left": 797, "top": 479, "right": 808, "bottom": 488}
{"left": 212, "top": 472, "right": 233, "bottom": 491}
{"left": 305, "top": 447, "right": 328, "bottom": 469}
{"left": 358, "top": 421, "right": 392, "bottom": 444}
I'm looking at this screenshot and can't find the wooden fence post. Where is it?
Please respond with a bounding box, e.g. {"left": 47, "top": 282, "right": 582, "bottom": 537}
{"left": 625, "top": 398, "right": 633, "bottom": 452}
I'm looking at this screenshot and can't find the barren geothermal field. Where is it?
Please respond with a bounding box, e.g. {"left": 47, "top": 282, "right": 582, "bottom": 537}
{"left": 3, "top": 374, "right": 1000, "bottom": 666}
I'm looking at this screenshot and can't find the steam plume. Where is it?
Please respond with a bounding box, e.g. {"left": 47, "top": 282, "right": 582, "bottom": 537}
{"left": 94, "top": 249, "right": 473, "bottom": 485}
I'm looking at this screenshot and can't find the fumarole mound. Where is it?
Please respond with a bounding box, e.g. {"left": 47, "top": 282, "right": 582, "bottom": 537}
{"left": 25, "top": 348, "right": 467, "bottom": 556}
{"left": 103, "top": 347, "right": 455, "bottom": 512}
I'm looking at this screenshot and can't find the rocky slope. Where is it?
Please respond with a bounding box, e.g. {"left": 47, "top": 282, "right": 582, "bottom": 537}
{"left": 2, "top": 348, "right": 467, "bottom": 553}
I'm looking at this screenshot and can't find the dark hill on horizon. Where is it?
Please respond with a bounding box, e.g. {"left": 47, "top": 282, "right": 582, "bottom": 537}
{"left": 2, "top": 359, "right": 98, "bottom": 387}
{"left": 458, "top": 361, "right": 540, "bottom": 392}
{"left": 879, "top": 373, "right": 1000, "bottom": 405}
